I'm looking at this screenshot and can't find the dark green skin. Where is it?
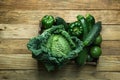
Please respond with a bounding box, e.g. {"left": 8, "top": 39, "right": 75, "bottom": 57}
{"left": 86, "top": 14, "right": 95, "bottom": 32}
{"left": 83, "top": 21, "right": 102, "bottom": 46}
{"left": 76, "top": 48, "right": 88, "bottom": 66}
{"left": 93, "top": 34, "right": 102, "bottom": 45}
{"left": 55, "top": 17, "right": 68, "bottom": 30}
{"left": 77, "top": 15, "right": 88, "bottom": 40}
{"left": 41, "top": 15, "right": 55, "bottom": 29}
{"left": 68, "top": 21, "right": 83, "bottom": 36}
{"left": 86, "top": 14, "right": 102, "bottom": 46}
{"left": 90, "top": 46, "right": 102, "bottom": 58}
{"left": 87, "top": 55, "right": 94, "bottom": 62}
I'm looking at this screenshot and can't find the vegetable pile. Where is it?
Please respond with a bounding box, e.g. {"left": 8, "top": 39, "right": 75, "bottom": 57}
{"left": 27, "top": 14, "right": 102, "bottom": 71}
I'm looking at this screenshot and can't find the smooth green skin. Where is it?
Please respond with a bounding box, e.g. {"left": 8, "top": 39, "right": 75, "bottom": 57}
{"left": 93, "top": 35, "right": 102, "bottom": 45}
{"left": 86, "top": 14, "right": 95, "bottom": 32}
{"left": 41, "top": 15, "right": 54, "bottom": 29}
{"left": 47, "top": 34, "right": 71, "bottom": 57}
{"left": 69, "top": 21, "right": 83, "bottom": 36}
{"left": 83, "top": 21, "right": 102, "bottom": 46}
{"left": 77, "top": 15, "right": 88, "bottom": 40}
{"left": 76, "top": 48, "right": 88, "bottom": 66}
{"left": 87, "top": 55, "right": 94, "bottom": 62}
{"left": 90, "top": 46, "right": 102, "bottom": 58}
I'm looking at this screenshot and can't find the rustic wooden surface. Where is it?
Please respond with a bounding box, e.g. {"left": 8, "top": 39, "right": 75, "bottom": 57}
{"left": 0, "top": 0, "right": 120, "bottom": 80}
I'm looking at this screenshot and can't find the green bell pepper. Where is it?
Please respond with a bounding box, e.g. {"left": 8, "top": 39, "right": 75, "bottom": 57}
{"left": 41, "top": 15, "right": 55, "bottom": 29}
{"left": 68, "top": 21, "right": 83, "bottom": 36}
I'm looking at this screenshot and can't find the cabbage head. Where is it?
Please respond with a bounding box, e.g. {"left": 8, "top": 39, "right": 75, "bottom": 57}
{"left": 27, "top": 25, "right": 83, "bottom": 71}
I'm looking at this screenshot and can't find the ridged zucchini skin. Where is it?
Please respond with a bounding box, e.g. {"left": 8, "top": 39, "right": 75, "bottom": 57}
{"left": 83, "top": 21, "right": 102, "bottom": 46}
{"left": 77, "top": 15, "right": 88, "bottom": 40}
{"left": 86, "top": 14, "right": 95, "bottom": 32}
{"left": 75, "top": 48, "right": 88, "bottom": 66}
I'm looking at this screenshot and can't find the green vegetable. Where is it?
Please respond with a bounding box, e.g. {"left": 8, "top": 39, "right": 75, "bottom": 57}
{"left": 83, "top": 21, "right": 102, "bottom": 46}
{"left": 77, "top": 15, "right": 88, "bottom": 40}
{"left": 41, "top": 15, "right": 55, "bottom": 29}
{"left": 68, "top": 21, "right": 83, "bottom": 36}
{"left": 86, "top": 14, "right": 95, "bottom": 31}
{"left": 27, "top": 25, "right": 84, "bottom": 71}
{"left": 75, "top": 48, "right": 88, "bottom": 66}
{"left": 27, "top": 14, "right": 103, "bottom": 71}
{"left": 93, "top": 35, "right": 102, "bottom": 45}
{"left": 90, "top": 46, "right": 102, "bottom": 58}
{"left": 87, "top": 55, "right": 94, "bottom": 62}
{"left": 55, "top": 17, "right": 68, "bottom": 30}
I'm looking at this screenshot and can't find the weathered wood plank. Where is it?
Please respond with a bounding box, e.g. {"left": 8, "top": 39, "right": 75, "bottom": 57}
{"left": 0, "top": 54, "right": 37, "bottom": 69}
{"left": 0, "top": 24, "right": 120, "bottom": 40}
{"left": 0, "top": 54, "right": 96, "bottom": 70}
{"left": 0, "top": 66, "right": 98, "bottom": 80}
{"left": 95, "top": 72, "right": 120, "bottom": 80}
{"left": 0, "top": 24, "right": 39, "bottom": 39}
{"left": 101, "top": 41, "right": 120, "bottom": 55}
{"left": 0, "top": 70, "right": 120, "bottom": 80}
{"left": 0, "top": 39, "right": 120, "bottom": 55}
{"left": 0, "top": 10, "right": 119, "bottom": 24}
{"left": 97, "top": 56, "right": 120, "bottom": 71}
{"left": 0, "top": 54, "right": 119, "bottom": 71}
{"left": 0, "top": 39, "right": 30, "bottom": 54}
{"left": 0, "top": 0, "right": 120, "bottom": 10}
{"left": 0, "top": 67, "right": 120, "bottom": 80}
{"left": 101, "top": 24, "right": 120, "bottom": 40}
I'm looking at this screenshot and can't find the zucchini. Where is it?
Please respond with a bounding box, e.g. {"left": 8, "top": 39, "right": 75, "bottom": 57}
{"left": 77, "top": 15, "right": 88, "bottom": 40}
{"left": 86, "top": 14, "right": 95, "bottom": 32}
{"left": 83, "top": 21, "right": 102, "bottom": 46}
{"left": 75, "top": 48, "right": 88, "bottom": 66}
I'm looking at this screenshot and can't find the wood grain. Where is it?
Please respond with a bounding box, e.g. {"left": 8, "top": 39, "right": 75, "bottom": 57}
{"left": 97, "top": 56, "right": 120, "bottom": 71}
{"left": 0, "top": 54, "right": 37, "bottom": 69}
{"left": 0, "top": 0, "right": 120, "bottom": 10}
{"left": 0, "top": 24, "right": 120, "bottom": 40}
{"left": 0, "top": 54, "right": 95, "bottom": 70}
{"left": 0, "top": 39, "right": 30, "bottom": 54}
{"left": 0, "top": 66, "right": 99, "bottom": 80}
{"left": 0, "top": 10, "right": 120, "bottom": 24}
{"left": 0, "top": 24, "right": 39, "bottom": 39}
{"left": 101, "top": 41, "right": 120, "bottom": 55}
{"left": 0, "top": 54, "right": 119, "bottom": 71}
{"left": 0, "top": 71, "right": 120, "bottom": 80}
{"left": 0, "top": 0, "right": 120, "bottom": 79}
{"left": 0, "top": 39, "right": 120, "bottom": 55}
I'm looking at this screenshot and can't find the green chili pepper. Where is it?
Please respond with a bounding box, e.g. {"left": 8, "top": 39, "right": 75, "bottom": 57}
{"left": 68, "top": 21, "right": 83, "bottom": 36}
{"left": 41, "top": 15, "right": 55, "bottom": 29}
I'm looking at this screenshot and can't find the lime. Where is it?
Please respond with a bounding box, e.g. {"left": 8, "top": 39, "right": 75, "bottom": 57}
{"left": 87, "top": 55, "right": 93, "bottom": 62}
{"left": 94, "top": 35, "right": 102, "bottom": 45}
{"left": 90, "top": 46, "right": 102, "bottom": 58}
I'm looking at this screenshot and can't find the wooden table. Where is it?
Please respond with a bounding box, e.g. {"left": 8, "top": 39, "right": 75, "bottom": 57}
{"left": 0, "top": 0, "right": 120, "bottom": 80}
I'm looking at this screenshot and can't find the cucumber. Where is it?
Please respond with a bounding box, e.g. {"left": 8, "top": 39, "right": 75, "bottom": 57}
{"left": 55, "top": 17, "right": 68, "bottom": 30}
{"left": 75, "top": 48, "right": 88, "bottom": 66}
{"left": 83, "top": 21, "right": 102, "bottom": 46}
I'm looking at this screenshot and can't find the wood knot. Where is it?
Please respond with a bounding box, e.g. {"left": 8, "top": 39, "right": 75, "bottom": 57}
{"left": 0, "top": 26, "right": 7, "bottom": 31}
